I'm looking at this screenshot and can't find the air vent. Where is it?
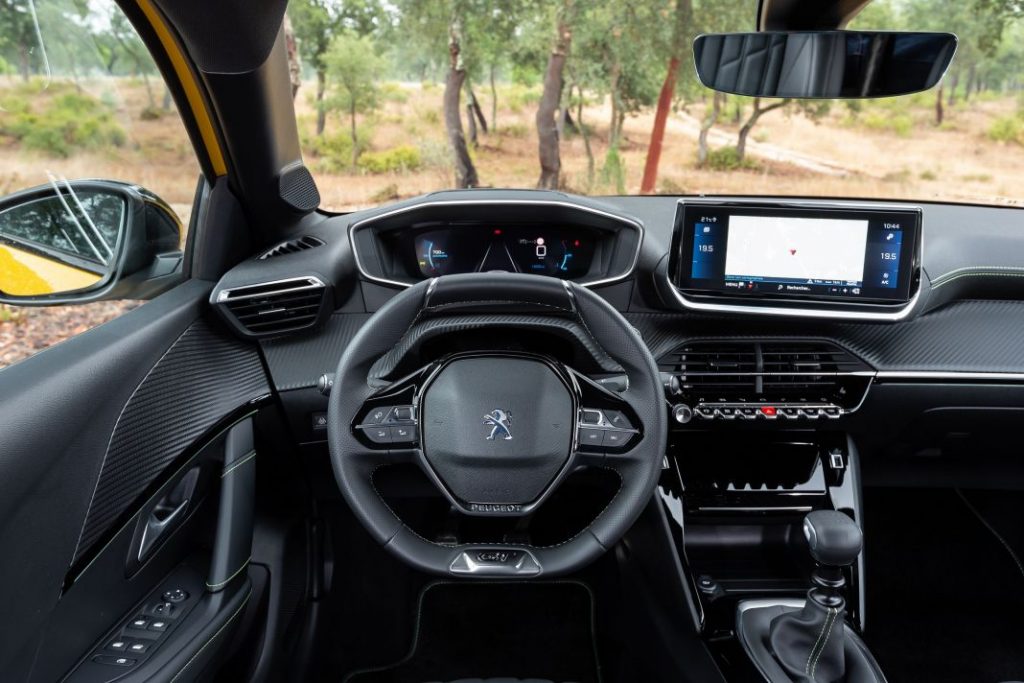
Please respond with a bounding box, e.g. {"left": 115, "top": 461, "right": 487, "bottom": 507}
{"left": 660, "top": 342, "right": 759, "bottom": 392}
{"left": 258, "top": 235, "right": 324, "bottom": 260}
{"left": 760, "top": 342, "right": 867, "bottom": 392}
{"left": 217, "top": 276, "right": 328, "bottom": 337}
{"left": 659, "top": 340, "right": 871, "bottom": 400}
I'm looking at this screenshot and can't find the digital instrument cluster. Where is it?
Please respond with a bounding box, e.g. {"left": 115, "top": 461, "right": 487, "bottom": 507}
{"left": 413, "top": 226, "right": 598, "bottom": 279}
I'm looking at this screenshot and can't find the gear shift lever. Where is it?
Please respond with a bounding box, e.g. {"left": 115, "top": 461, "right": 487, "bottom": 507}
{"left": 735, "top": 510, "right": 886, "bottom": 683}
{"left": 768, "top": 511, "right": 862, "bottom": 683}
{"left": 804, "top": 510, "right": 863, "bottom": 609}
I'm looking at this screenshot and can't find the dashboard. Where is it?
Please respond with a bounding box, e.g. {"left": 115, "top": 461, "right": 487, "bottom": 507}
{"left": 208, "top": 189, "right": 1024, "bottom": 473}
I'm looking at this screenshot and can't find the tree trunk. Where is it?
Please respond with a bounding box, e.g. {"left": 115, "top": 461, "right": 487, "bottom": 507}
{"left": 640, "top": 0, "right": 693, "bottom": 194}
{"left": 536, "top": 4, "right": 573, "bottom": 189}
{"left": 947, "top": 68, "right": 959, "bottom": 106}
{"left": 697, "top": 91, "right": 723, "bottom": 166}
{"left": 964, "top": 64, "right": 976, "bottom": 102}
{"left": 445, "top": 19, "right": 479, "bottom": 188}
{"left": 574, "top": 82, "right": 595, "bottom": 189}
{"left": 490, "top": 65, "right": 498, "bottom": 132}
{"left": 141, "top": 69, "right": 155, "bottom": 109}
{"left": 935, "top": 85, "right": 944, "bottom": 126}
{"left": 737, "top": 98, "right": 788, "bottom": 161}
{"left": 466, "top": 83, "right": 488, "bottom": 133}
{"left": 466, "top": 103, "right": 478, "bottom": 147}
{"left": 284, "top": 13, "right": 302, "bottom": 100}
{"left": 315, "top": 69, "right": 327, "bottom": 136}
{"left": 18, "top": 46, "right": 29, "bottom": 82}
{"left": 350, "top": 101, "right": 358, "bottom": 167}
{"left": 162, "top": 88, "right": 172, "bottom": 111}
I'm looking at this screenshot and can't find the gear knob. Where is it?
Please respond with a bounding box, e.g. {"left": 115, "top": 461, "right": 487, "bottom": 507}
{"left": 803, "top": 510, "right": 863, "bottom": 567}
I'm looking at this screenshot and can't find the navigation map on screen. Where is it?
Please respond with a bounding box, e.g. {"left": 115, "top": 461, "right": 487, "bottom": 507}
{"left": 724, "top": 215, "right": 869, "bottom": 285}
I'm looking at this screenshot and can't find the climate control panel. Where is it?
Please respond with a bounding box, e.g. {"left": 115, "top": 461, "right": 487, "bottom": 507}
{"left": 672, "top": 402, "right": 845, "bottom": 424}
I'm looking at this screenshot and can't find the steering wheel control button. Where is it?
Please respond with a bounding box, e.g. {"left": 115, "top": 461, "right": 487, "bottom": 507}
{"left": 392, "top": 425, "right": 417, "bottom": 443}
{"left": 93, "top": 655, "right": 136, "bottom": 667}
{"left": 362, "top": 425, "right": 392, "bottom": 444}
{"left": 581, "top": 409, "right": 603, "bottom": 425}
{"left": 391, "top": 406, "right": 414, "bottom": 422}
{"left": 603, "top": 430, "right": 629, "bottom": 447}
{"left": 450, "top": 548, "right": 542, "bottom": 576}
{"left": 365, "top": 407, "right": 391, "bottom": 425}
{"left": 162, "top": 588, "right": 188, "bottom": 603}
{"left": 578, "top": 428, "right": 605, "bottom": 447}
{"left": 602, "top": 410, "right": 632, "bottom": 429}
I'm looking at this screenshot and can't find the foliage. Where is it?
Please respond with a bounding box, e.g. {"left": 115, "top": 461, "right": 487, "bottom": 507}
{"left": 357, "top": 145, "right": 422, "bottom": 173}
{"left": 705, "top": 146, "right": 759, "bottom": 171}
{"left": 987, "top": 114, "right": 1024, "bottom": 143}
{"left": 0, "top": 89, "right": 126, "bottom": 157}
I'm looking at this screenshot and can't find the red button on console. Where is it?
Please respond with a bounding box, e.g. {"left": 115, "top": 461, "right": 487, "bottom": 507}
{"left": 759, "top": 406, "right": 777, "bottom": 417}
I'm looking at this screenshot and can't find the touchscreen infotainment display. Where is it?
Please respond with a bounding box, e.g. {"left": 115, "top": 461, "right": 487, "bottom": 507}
{"left": 675, "top": 202, "right": 920, "bottom": 303}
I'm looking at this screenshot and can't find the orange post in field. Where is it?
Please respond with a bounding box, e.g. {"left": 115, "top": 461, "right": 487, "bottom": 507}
{"left": 640, "top": 55, "right": 680, "bottom": 194}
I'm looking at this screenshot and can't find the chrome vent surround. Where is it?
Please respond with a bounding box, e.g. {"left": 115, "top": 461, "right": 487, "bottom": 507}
{"left": 258, "top": 235, "right": 324, "bottom": 260}
{"left": 659, "top": 340, "right": 872, "bottom": 397}
{"left": 217, "top": 276, "right": 327, "bottom": 337}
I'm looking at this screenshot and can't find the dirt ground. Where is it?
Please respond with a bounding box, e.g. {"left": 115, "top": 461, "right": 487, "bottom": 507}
{"left": 2, "top": 77, "right": 1023, "bottom": 369}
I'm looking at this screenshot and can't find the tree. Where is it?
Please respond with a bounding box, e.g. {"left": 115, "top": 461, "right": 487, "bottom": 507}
{"left": 323, "top": 32, "right": 383, "bottom": 166}
{"left": 536, "top": 0, "right": 575, "bottom": 189}
{"left": 735, "top": 97, "right": 789, "bottom": 161}
{"left": 290, "top": 0, "right": 383, "bottom": 135}
{"left": 640, "top": 0, "right": 693, "bottom": 194}
{"left": 444, "top": 16, "right": 479, "bottom": 187}
{"left": 0, "top": 0, "right": 40, "bottom": 81}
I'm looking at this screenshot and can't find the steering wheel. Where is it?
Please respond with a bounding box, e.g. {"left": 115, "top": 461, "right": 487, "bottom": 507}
{"left": 327, "top": 273, "right": 666, "bottom": 577}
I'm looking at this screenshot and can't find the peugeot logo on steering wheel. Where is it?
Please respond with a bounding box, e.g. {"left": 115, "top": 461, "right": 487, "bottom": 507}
{"left": 483, "top": 409, "right": 513, "bottom": 440}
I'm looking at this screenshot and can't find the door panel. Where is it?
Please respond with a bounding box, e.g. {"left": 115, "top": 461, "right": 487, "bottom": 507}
{"left": 0, "top": 279, "right": 270, "bottom": 679}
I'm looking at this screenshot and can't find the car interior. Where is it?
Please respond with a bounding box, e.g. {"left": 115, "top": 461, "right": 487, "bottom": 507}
{"left": 0, "top": 0, "right": 1022, "bottom": 682}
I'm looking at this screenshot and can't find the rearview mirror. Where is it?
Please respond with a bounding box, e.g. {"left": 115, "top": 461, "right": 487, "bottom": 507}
{"left": 693, "top": 31, "right": 958, "bottom": 99}
{"left": 0, "top": 180, "right": 183, "bottom": 304}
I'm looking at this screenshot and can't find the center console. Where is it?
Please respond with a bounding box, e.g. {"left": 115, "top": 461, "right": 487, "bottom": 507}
{"left": 656, "top": 337, "right": 885, "bottom": 681}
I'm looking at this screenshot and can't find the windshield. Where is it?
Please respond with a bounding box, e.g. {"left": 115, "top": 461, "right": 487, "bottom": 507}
{"left": 286, "top": 0, "right": 1024, "bottom": 211}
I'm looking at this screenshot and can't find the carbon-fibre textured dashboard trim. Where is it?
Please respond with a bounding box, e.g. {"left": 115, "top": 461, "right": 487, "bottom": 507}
{"left": 73, "top": 319, "right": 270, "bottom": 563}
{"left": 627, "top": 300, "right": 1024, "bottom": 374}
{"left": 261, "top": 313, "right": 371, "bottom": 390}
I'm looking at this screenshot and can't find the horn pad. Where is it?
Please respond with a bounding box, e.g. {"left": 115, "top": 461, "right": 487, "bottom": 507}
{"left": 420, "top": 356, "right": 575, "bottom": 512}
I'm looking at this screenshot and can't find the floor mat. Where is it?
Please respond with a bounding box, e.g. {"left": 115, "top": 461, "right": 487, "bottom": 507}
{"left": 863, "top": 488, "right": 1024, "bottom": 683}
{"left": 344, "top": 581, "right": 601, "bottom": 683}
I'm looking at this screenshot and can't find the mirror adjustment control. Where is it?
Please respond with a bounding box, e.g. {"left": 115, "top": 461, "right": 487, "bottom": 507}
{"left": 162, "top": 588, "right": 188, "bottom": 603}
{"left": 151, "top": 601, "right": 177, "bottom": 618}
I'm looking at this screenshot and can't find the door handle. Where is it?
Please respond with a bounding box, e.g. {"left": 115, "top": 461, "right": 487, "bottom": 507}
{"left": 134, "top": 467, "right": 200, "bottom": 563}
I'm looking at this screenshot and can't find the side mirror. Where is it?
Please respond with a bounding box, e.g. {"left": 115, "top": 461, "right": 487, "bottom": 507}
{"left": 693, "top": 31, "right": 958, "bottom": 99}
{"left": 0, "top": 179, "right": 183, "bottom": 305}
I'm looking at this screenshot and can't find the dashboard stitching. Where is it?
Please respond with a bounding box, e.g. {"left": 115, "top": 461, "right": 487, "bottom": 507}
{"left": 932, "top": 270, "right": 1024, "bottom": 289}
